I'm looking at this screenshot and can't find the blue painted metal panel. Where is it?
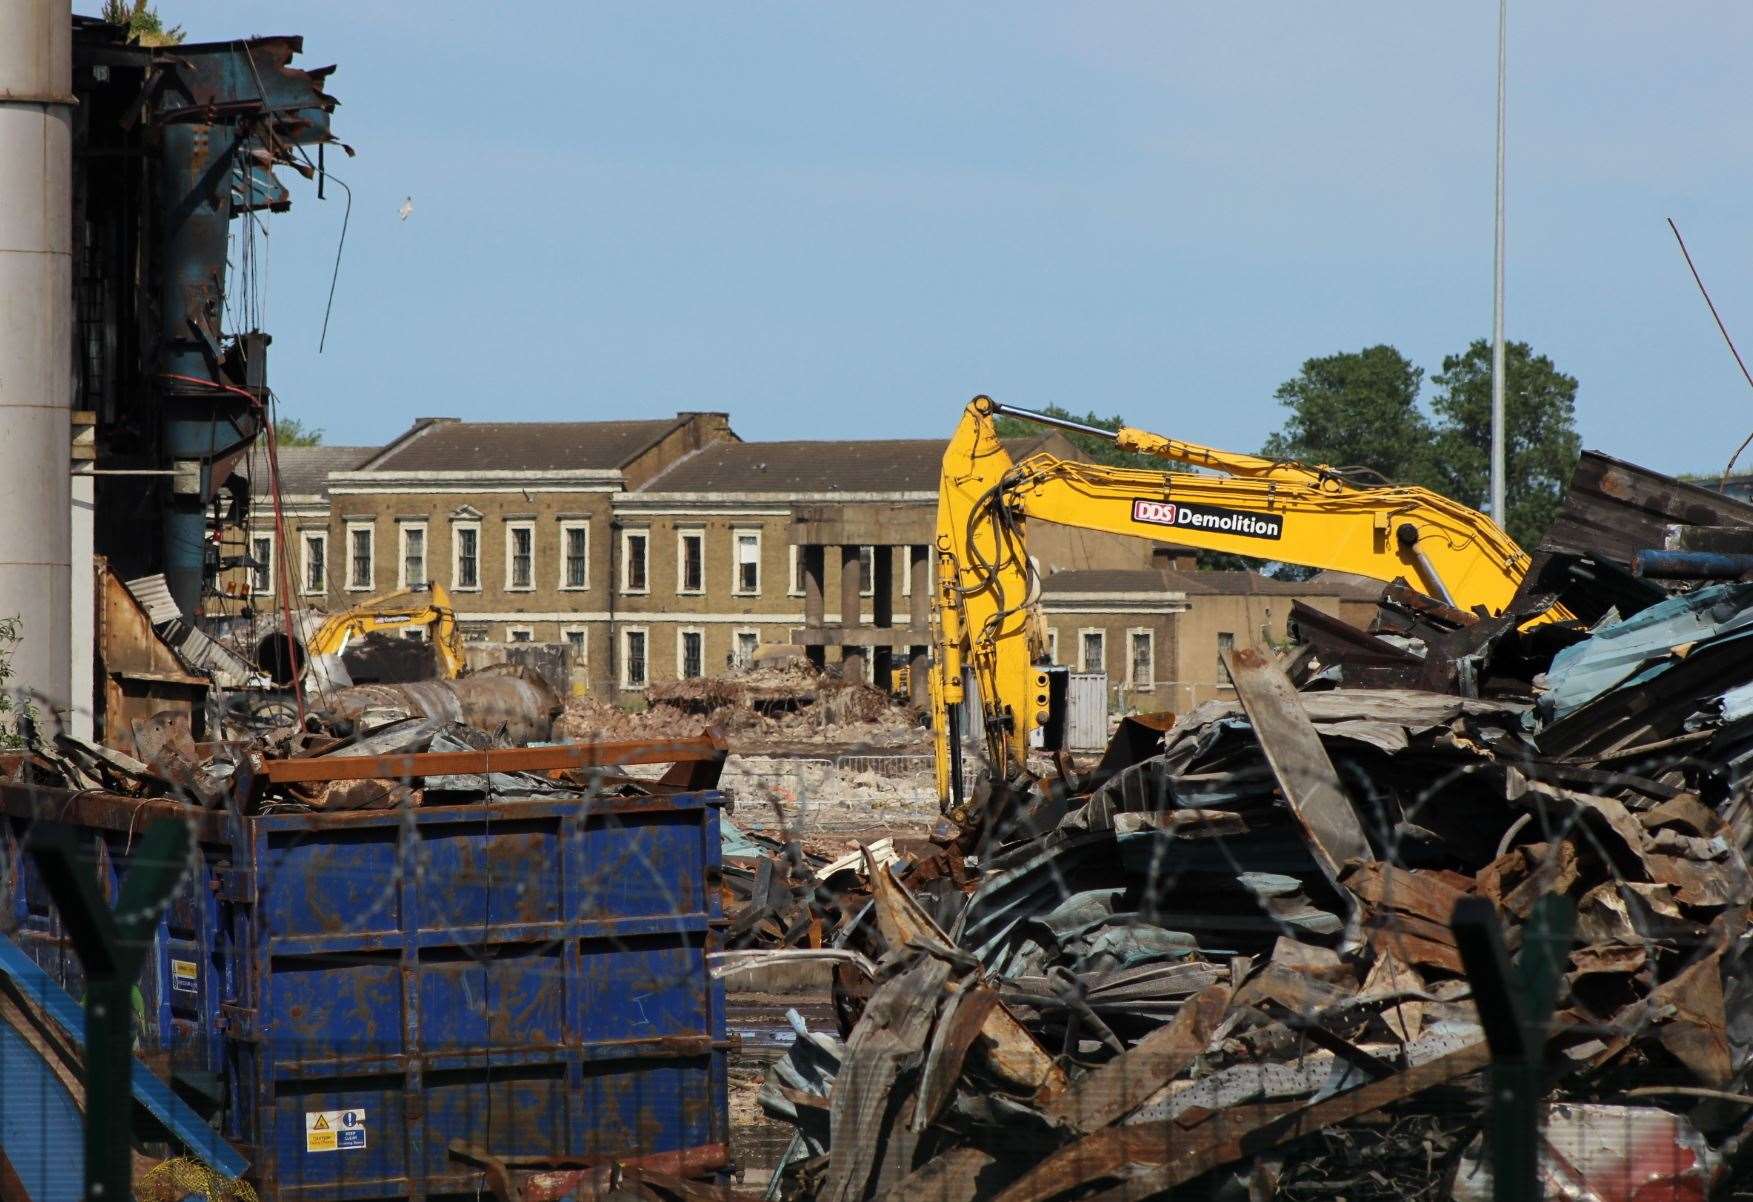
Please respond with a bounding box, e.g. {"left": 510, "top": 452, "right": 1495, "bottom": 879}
{"left": 5, "top": 791, "right": 727, "bottom": 1201}
{"left": 0, "top": 936, "right": 248, "bottom": 1180}
{"left": 0, "top": 1020, "right": 85, "bottom": 1202}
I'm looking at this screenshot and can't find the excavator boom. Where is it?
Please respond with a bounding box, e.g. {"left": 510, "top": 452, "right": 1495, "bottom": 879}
{"left": 308, "top": 582, "right": 467, "bottom": 678}
{"left": 932, "top": 396, "right": 1547, "bottom": 810}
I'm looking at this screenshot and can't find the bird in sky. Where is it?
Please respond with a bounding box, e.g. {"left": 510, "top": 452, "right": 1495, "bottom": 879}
{"left": 398, "top": 196, "right": 413, "bottom": 222}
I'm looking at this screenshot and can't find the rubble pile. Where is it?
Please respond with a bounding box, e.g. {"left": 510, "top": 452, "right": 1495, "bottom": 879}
{"left": 746, "top": 456, "right": 1753, "bottom": 1202}
{"left": 557, "top": 664, "right": 928, "bottom": 752}
{"left": 720, "top": 756, "right": 938, "bottom": 837}
{"left": 4, "top": 665, "right": 723, "bottom": 814}
{"left": 554, "top": 695, "right": 715, "bottom": 743}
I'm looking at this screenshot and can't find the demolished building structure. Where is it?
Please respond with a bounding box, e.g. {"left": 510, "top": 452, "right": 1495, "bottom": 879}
{"left": 734, "top": 452, "right": 1753, "bottom": 1202}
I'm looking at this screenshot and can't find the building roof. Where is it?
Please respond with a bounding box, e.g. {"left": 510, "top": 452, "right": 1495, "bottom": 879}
{"left": 266, "top": 445, "right": 375, "bottom": 498}
{"left": 640, "top": 436, "right": 1055, "bottom": 495}
{"left": 1042, "top": 569, "right": 1177, "bottom": 595}
{"left": 363, "top": 416, "right": 693, "bottom": 473}
{"left": 1164, "top": 568, "right": 1369, "bottom": 596}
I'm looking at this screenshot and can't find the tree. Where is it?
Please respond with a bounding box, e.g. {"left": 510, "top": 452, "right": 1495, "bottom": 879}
{"left": 1261, "top": 346, "right": 1437, "bottom": 486}
{"left": 1428, "top": 340, "right": 1581, "bottom": 549}
{"left": 990, "top": 404, "right": 1158, "bottom": 470}
{"left": 0, "top": 616, "right": 27, "bottom": 751}
{"left": 991, "top": 405, "right": 1258, "bottom": 570}
{"left": 274, "top": 418, "right": 323, "bottom": 447}
{"left": 100, "top": 0, "right": 184, "bottom": 46}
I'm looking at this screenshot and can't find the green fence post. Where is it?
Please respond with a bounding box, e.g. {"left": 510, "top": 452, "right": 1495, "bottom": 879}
{"left": 1452, "top": 892, "right": 1576, "bottom": 1202}
{"left": 27, "top": 819, "right": 191, "bottom": 1202}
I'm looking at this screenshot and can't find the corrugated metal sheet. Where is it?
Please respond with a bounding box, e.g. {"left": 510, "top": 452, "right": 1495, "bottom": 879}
{"left": 1541, "top": 450, "right": 1753, "bottom": 563}
{"left": 1067, "top": 672, "right": 1108, "bottom": 750}
{"left": 122, "top": 572, "right": 181, "bottom": 624}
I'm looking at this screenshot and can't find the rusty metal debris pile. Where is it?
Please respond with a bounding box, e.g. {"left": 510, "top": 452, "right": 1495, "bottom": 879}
{"left": 9, "top": 663, "right": 734, "bottom": 813}
{"left": 746, "top": 457, "right": 1753, "bottom": 1202}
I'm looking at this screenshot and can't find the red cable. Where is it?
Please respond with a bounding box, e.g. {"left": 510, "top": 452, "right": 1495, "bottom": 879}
{"left": 163, "top": 371, "right": 311, "bottom": 724}
{"left": 259, "top": 399, "right": 310, "bottom": 728}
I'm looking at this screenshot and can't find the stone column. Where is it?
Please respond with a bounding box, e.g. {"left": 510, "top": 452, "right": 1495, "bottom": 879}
{"left": 840, "top": 543, "right": 864, "bottom": 683}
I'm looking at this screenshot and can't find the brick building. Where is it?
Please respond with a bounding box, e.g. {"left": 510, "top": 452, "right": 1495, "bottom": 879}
{"left": 1037, "top": 567, "right": 1374, "bottom": 715}
{"left": 244, "top": 413, "right": 1388, "bottom": 712}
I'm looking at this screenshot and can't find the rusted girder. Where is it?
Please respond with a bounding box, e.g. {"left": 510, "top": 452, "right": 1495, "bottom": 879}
{"left": 259, "top": 735, "right": 727, "bottom": 784}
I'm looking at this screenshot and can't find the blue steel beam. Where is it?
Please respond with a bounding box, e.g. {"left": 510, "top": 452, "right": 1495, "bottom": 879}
{"left": 147, "top": 37, "right": 339, "bottom": 614}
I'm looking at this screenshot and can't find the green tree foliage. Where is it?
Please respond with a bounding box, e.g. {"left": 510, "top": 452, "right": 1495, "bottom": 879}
{"left": 0, "top": 616, "right": 26, "bottom": 752}
{"left": 991, "top": 405, "right": 1258, "bottom": 570}
{"left": 1428, "top": 340, "right": 1581, "bottom": 548}
{"left": 100, "top": 0, "right": 184, "bottom": 46}
{"left": 273, "top": 418, "right": 324, "bottom": 447}
{"left": 1261, "top": 345, "right": 1437, "bottom": 487}
{"left": 989, "top": 404, "right": 1157, "bottom": 469}
{"left": 1262, "top": 341, "right": 1582, "bottom": 548}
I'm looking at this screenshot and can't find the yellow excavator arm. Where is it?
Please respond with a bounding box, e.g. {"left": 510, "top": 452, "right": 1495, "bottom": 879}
{"left": 308, "top": 582, "right": 466, "bottom": 678}
{"left": 931, "top": 395, "right": 1545, "bottom": 809}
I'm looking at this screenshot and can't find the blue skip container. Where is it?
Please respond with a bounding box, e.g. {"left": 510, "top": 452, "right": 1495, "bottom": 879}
{"left": 3, "top": 786, "right": 729, "bottom": 1201}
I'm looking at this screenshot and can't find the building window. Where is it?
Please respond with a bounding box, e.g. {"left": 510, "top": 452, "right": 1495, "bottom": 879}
{"left": 789, "top": 544, "right": 806, "bottom": 597}
{"left": 561, "top": 627, "right": 588, "bottom": 672}
{"left": 301, "top": 532, "right": 327, "bottom": 595}
{"left": 1217, "top": 631, "right": 1235, "bottom": 686}
{"left": 1129, "top": 629, "right": 1155, "bottom": 692}
{"left": 460, "top": 622, "right": 490, "bottom": 643}
{"left": 858, "top": 545, "right": 875, "bottom": 597}
{"left": 505, "top": 521, "right": 535, "bottom": 591}
{"left": 399, "top": 522, "right": 427, "bottom": 590}
{"left": 678, "top": 628, "right": 704, "bottom": 679}
{"left": 1047, "top": 628, "right": 1059, "bottom": 664}
{"left": 622, "top": 627, "right": 648, "bottom": 688}
{"left": 453, "top": 523, "right": 480, "bottom": 591}
{"left": 507, "top": 626, "right": 534, "bottom": 643}
{"left": 560, "top": 521, "right": 589, "bottom": 590}
{"left": 347, "top": 523, "right": 374, "bottom": 591}
{"left": 250, "top": 534, "right": 273, "bottom": 595}
{"left": 1080, "top": 629, "right": 1105, "bottom": 674}
{"left": 677, "top": 529, "right": 705, "bottom": 595}
{"left": 402, "top": 627, "right": 427, "bottom": 642}
{"left": 733, "top": 628, "right": 759, "bottom": 669}
{"left": 733, "top": 529, "right": 761, "bottom": 596}
{"left": 621, "top": 529, "right": 649, "bottom": 594}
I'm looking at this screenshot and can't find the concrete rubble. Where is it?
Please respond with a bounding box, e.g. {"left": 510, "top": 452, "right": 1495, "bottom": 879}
{"left": 734, "top": 456, "right": 1753, "bottom": 1202}
{"left": 557, "top": 664, "right": 929, "bottom": 752}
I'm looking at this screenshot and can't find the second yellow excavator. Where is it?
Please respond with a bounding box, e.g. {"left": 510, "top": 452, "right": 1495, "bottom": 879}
{"left": 306, "top": 582, "right": 467, "bottom": 678}
{"left": 931, "top": 395, "right": 1554, "bottom": 810}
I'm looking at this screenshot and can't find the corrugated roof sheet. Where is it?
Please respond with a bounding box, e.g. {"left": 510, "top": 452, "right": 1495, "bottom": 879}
{"left": 367, "top": 418, "right": 685, "bottom": 473}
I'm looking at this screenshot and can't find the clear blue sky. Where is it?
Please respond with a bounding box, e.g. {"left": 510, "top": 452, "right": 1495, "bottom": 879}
{"left": 174, "top": 2, "right": 1752, "bottom": 474}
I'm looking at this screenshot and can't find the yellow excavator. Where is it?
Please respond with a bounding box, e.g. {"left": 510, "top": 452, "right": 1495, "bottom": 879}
{"left": 306, "top": 583, "right": 467, "bottom": 678}
{"left": 931, "top": 395, "right": 1551, "bottom": 810}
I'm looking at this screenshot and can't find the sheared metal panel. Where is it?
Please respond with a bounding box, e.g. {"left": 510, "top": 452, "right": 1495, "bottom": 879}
{"left": 1066, "top": 673, "right": 1108, "bottom": 750}
{"left": 2, "top": 791, "right": 728, "bottom": 1200}
{"left": 1542, "top": 450, "right": 1753, "bottom": 564}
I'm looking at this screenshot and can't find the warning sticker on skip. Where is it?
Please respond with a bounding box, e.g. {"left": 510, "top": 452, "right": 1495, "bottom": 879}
{"left": 305, "top": 1109, "right": 366, "bottom": 1152}
{"left": 170, "top": 960, "right": 198, "bottom": 994}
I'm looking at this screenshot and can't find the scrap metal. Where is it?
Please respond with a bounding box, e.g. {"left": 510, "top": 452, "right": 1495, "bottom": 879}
{"left": 740, "top": 452, "right": 1753, "bottom": 1202}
